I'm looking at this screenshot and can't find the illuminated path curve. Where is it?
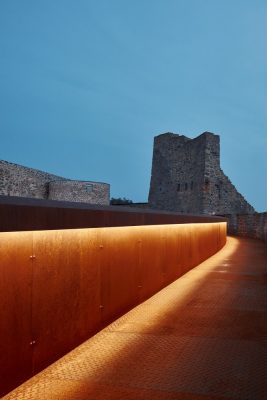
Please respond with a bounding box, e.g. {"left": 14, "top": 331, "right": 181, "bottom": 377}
{"left": 4, "top": 237, "right": 267, "bottom": 400}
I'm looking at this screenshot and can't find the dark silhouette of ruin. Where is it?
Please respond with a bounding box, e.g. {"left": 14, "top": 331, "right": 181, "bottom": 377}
{"left": 149, "top": 132, "right": 254, "bottom": 215}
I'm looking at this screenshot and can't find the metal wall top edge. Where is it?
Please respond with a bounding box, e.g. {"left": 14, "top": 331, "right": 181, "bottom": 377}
{"left": 0, "top": 196, "right": 227, "bottom": 232}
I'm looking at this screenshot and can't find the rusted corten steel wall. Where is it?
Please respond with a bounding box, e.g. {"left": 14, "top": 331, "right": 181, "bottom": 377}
{"left": 0, "top": 196, "right": 226, "bottom": 232}
{"left": 0, "top": 222, "right": 226, "bottom": 396}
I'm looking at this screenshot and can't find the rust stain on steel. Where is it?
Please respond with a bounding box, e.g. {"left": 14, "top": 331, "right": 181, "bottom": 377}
{"left": 31, "top": 229, "right": 102, "bottom": 373}
{"left": 0, "top": 231, "right": 33, "bottom": 395}
{"left": 99, "top": 228, "right": 141, "bottom": 326}
{"left": 0, "top": 222, "right": 226, "bottom": 396}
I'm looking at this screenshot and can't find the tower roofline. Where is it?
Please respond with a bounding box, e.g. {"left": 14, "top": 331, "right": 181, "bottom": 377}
{"left": 197, "top": 131, "right": 219, "bottom": 137}
{"left": 154, "top": 131, "right": 219, "bottom": 141}
{"left": 154, "top": 132, "right": 190, "bottom": 140}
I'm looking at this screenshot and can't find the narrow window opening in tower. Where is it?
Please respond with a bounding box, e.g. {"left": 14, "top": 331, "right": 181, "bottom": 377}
{"left": 177, "top": 183, "right": 180, "bottom": 192}
{"left": 191, "top": 181, "right": 194, "bottom": 190}
{"left": 85, "top": 184, "right": 93, "bottom": 193}
{"left": 185, "top": 183, "right": 188, "bottom": 191}
{"left": 215, "top": 184, "right": 221, "bottom": 200}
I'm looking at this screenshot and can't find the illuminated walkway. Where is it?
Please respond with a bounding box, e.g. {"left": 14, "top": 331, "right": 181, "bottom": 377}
{"left": 4, "top": 237, "right": 267, "bottom": 400}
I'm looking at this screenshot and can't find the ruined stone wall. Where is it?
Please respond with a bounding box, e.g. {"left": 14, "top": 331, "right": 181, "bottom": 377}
{"left": 0, "top": 160, "right": 110, "bottom": 205}
{"left": 0, "top": 160, "right": 66, "bottom": 199}
{"left": 202, "top": 133, "right": 254, "bottom": 214}
{"left": 226, "top": 213, "right": 267, "bottom": 242}
{"left": 149, "top": 132, "right": 255, "bottom": 215}
{"left": 48, "top": 180, "right": 110, "bottom": 205}
{"left": 149, "top": 133, "right": 206, "bottom": 213}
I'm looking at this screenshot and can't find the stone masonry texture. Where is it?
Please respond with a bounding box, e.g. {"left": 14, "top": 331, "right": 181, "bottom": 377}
{"left": 149, "top": 132, "right": 255, "bottom": 215}
{"left": 226, "top": 212, "right": 267, "bottom": 242}
{"left": 0, "top": 160, "right": 110, "bottom": 205}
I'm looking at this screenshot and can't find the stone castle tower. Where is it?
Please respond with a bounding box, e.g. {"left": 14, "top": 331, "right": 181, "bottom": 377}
{"left": 148, "top": 132, "right": 254, "bottom": 215}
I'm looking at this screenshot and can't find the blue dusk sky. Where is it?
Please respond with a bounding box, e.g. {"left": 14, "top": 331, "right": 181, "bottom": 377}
{"left": 0, "top": 0, "right": 266, "bottom": 211}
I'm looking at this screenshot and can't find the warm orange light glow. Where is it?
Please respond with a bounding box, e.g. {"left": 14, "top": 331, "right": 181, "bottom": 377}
{"left": 4, "top": 236, "right": 252, "bottom": 400}
{"left": 0, "top": 222, "right": 227, "bottom": 397}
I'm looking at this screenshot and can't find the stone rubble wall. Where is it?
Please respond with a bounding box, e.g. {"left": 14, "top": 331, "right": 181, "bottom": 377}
{"left": 0, "top": 160, "right": 110, "bottom": 205}
{"left": 202, "top": 134, "right": 254, "bottom": 214}
{"left": 149, "top": 133, "right": 206, "bottom": 213}
{"left": 0, "top": 160, "right": 66, "bottom": 199}
{"left": 48, "top": 180, "right": 110, "bottom": 205}
{"left": 226, "top": 213, "right": 267, "bottom": 242}
{"left": 149, "top": 132, "right": 255, "bottom": 215}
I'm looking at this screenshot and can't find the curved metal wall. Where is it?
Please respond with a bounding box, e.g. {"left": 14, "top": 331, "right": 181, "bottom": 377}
{"left": 0, "top": 222, "right": 226, "bottom": 396}
{"left": 0, "top": 196, "right": 227, "bottom": 232}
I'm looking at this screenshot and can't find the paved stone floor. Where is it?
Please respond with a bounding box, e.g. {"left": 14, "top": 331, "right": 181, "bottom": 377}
{"left": 3, "top": 237, "right": 267, "bottom": 400}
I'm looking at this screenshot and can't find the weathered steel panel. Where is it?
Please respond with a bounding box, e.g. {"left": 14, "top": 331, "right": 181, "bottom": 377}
{"left": 164, "top": 225, "right": 190, "bottom": 283}
{"left": 31, "top": 229, "right": 102, "bottom": 373}
{"left": 0, "top": 221, "right": 227, "bottom": 396}
{"left": 99, "top": 227, "right": 141, "bottom": 326}
{"left": 0, "top": 231, "right": 33, "bottom": 397}
{"left": 138, "top": 226, "right": 167, "bottom": 302}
